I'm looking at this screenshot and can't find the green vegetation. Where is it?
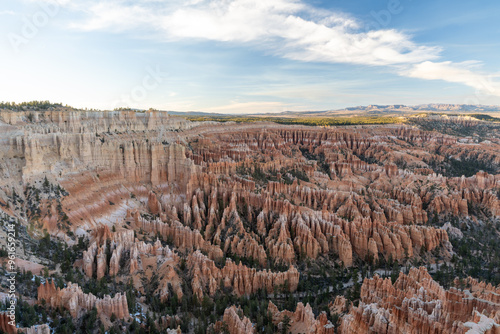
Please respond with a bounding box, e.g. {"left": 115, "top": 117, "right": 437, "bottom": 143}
{"left": 299, "top": 148, "right": 331, "bottom": 177}
{"left": 24, "top": 180, "right": 72, "bottom": 237}
{"left": 281, "top": 314, "right": 291, "bottom": 334}
{"left": 425, "top": 155, "right": 497, "bottom": 177}
{"left": 186, "top": 115, "right": 405, "bottom": 126}
{"left": 409, "top": 113, "right": 500, "bottom": 139}
{"left": 0, "top": 100, "right": 65, "bottom": 111}
{"left": 412, "top": 112, "right": 500, "bottom": 122}
{"left": 467, "top": 114, "right": 500, "bottom": 122}
{"left": 427, "top": 216, "right": 500, "bottom": 288}
{"left": 283, "top": 168, "right": 310, "bottom": 184}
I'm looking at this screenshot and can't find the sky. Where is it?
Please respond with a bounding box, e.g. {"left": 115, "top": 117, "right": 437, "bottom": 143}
{"left": 1, "top": 0, "right": 500, "bottom": 114}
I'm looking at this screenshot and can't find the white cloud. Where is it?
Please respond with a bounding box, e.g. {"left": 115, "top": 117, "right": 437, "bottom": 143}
{"left": 405, "top": 61, "right": 500, "bottom": 97}
{"left": 69, "top": 2, "right": 153, "bottom": 31}
{"left": 63, "top": 0, "right": 440, "bottom": 66}
{"left": 25, "top": 0, "right": 500, "bottom": 97}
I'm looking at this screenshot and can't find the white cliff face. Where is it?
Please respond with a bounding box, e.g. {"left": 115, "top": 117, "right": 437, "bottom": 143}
{"left": 464, "top": 311, "right": 500, "bottom": 334}
{"left": 0, "top": 109, "right": 203, "bottom": 235}
{"left": 0, "top": 109, "right": 197, "bottom": 182}
{"left": 0, "top": 109, "right": 195, "bottom": 133}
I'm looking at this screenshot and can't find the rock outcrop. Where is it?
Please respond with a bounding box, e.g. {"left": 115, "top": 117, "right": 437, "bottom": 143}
{"left": 37, "top": 280, "right": 130, "bottom": 319}
{"left": 0, "top": 313, "right": 15, "bottom": 334}
{"left": 268, "top": 301, "right": 335, "bottom": 334}
{"left": 79, "top": 225, "right": 183, "bottom": 301}
{"left": 187, "top": 250, "right": 299, "bottom": 298}
{"left": 134, "top": 212, "right": 224, "bottom": 260}
{"left": 339, "top": 267, "right": 500, "bottom": 334}
{"left": 330, "top": 295, "right": 348, "bottom": 315}
{"left": 19, "top": 324, "right": 51, "bottom": 334}
{"left": 0, "top": 314, "right": 50, "bottom": 334}
{"left": 222, "top": 306, "right": 255, "bottom": 334}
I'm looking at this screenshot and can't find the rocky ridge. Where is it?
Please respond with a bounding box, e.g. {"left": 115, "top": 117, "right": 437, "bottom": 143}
{"left": 37, "top": 280, "right": 130, "bottom": 319}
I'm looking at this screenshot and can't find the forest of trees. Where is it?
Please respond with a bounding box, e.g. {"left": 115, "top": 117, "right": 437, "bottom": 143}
{"left": 0, "top": 101, "right": 66, "bottom": 111}
{"left": 186, "top": 115, "right": 405, "bottom": 127}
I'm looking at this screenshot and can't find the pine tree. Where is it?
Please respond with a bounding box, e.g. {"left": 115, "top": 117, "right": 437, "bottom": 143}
{"left": 281, "top": 314, "right": 291, "bottom": 334}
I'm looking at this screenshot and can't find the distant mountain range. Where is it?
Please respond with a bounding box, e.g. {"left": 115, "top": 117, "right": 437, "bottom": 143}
{"left": 343, "top": 104, "right": 500, "bottom": 113}
{"left": 167, "top": 104, "right": 500, "bottom": 117}
{"left": 167, "top": 111, "right": 228, "bottom": 116}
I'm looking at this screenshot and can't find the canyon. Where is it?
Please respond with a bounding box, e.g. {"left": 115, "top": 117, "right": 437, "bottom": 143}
{"left": 0, "top": 109, "right": 499, "bottom": 333}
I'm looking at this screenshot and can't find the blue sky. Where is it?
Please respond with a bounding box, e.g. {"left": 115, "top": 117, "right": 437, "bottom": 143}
{"left": 1, "top": 0, "right": 500, "bottom": 113}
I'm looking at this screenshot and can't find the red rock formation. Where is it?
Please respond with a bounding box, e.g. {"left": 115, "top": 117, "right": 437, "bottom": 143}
{"left": 148, "top": 191, "right": 162, "bottom": 215}
{"left": 268, "top": 301, "right": 335, "bottom": 334}
{"left": 0, "top": 313, "right": 15, "bottom": 334}
{"left": 135, "top": 213, "right": 223, "bottom": 260}
{"left": 38, "top": 280, "right": 129, "bottom": 319}
{"left": 330, "top": 295, "right": 348, "bottom": 315}
{"left": 222, "top": 306, "right": 255, "bottom": 334}
{"left": 187, "top": 250, "right": 299, "bottom": 298}
{"left": 187, "top": 161, "right": 450, "bottom": 266}
{"left": 156, "top": 255, "right": 183, "bottom": 301}
{"left": 19, "top": 324, "right": 51, "bottom": 334}
{"left": 210, "top": 192, "right": 268, "bottom": 265}
{"left": 266, "top": 216, "right": 296, "bottom": 264}
{"left": 384, "top": 164, "right": 398, "bottom": 177}
{"left": 157, "top": 315, "right": 181, "bottom": 332}
{"left": 0, "top": 315, "right": 50, "bottom": 334}
{"left": 339, "top": 267, "right": 500, "bottom": 334}
{"left": 96, "top": 243, "right": 107, "bottom": 279}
